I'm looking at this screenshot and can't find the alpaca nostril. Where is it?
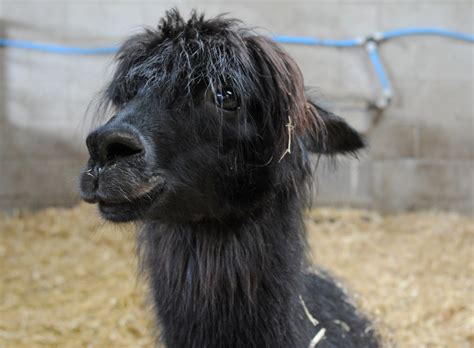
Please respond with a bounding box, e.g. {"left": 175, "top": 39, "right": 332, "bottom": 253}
{"left": 89, "top": 129, "right": 145, "bottom": 165}
{"left": 104, "top": 140, "right": 143, "bottom": 163}
{"left": 101, "top": 134, "right": 144, "bottom": 164}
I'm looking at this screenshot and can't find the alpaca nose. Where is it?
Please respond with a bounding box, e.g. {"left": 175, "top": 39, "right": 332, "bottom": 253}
{"left": 86, "top": 127, "right": 144, "bottom": 165}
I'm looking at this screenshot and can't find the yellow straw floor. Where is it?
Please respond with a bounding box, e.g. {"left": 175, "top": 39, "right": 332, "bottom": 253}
{"left": 1, "top": 204, "right": 472, "bottom": 347}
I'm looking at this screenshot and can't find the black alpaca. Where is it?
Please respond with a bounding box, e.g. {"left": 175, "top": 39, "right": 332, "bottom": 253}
{"left": 80, "top": 10, "right": 379, "bottom": 348}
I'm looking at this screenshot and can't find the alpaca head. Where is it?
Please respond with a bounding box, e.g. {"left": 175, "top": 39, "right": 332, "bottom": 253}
{"left": 79, "top": 9, "right": 364, "bottom": 223}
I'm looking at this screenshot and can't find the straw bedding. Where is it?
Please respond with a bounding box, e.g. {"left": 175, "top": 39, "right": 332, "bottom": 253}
{"left": 0, "top": 204, "right": 472, "bottom": 347}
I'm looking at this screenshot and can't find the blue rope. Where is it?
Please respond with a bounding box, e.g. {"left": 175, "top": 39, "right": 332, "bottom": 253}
{"left": 365, "top": 42, "right": 392, "bottom": 108}
{"left": 272, "top": 35, "right": 362, "bottom": 47}
{"left": 366, "top": 43, "right": 389, "bottom": 91}
{"left": 1, "top": 28, "right": 473, "bottom": 109}
{"left": 273, "top": 28, "right": 474, "bottom": 46}
{"left": 1, "top": 28, "right": 471, "bottom": 54}
{"left": 270, "top": 29, "right": 473, "bottom": 107}
{"left": 0, "top": 39, "right": 118, "bottom": 55}
{"left": 379, "top": 28, "right": 474, "bottom": 42}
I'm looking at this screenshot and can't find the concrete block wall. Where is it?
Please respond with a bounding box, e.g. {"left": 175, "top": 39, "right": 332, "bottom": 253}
{"left": 0, "top": 0, "right": 472, "bottom": 215}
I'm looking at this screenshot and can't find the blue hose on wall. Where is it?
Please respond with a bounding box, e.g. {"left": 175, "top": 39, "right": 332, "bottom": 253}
{"left": 0, "top": 38, "right": 118, "bottom": 55}
{"left": 272, "top": 28, "right": 473, "bottom": 108}
{"left": 379, "top": 28, "right": 474, "bottom": 42}
{"left": 1, "top": 28, "right": 473, "bottom": 109}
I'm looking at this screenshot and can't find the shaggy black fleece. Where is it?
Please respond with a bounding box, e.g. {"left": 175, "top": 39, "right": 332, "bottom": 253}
{"left": 80, "top": 9, "right": 379, "bottom": 348}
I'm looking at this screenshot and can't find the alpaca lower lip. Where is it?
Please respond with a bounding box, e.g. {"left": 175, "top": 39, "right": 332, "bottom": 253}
{"left": 81, "top": 192, "right": 98, "bottom": 204}
{"left": 98, "top": 200, "right": 135, "bottom": 212}
{"left": 96, "top": 180, "right": 165, "bottom": 222}
{"left": 98, "top": 200, "right": 128, "bottom": 211}
{"left": 98, "top": 200, "right": 141, "bottom": 222}
{"left": 97, "top": 182, "right": 165, "bottom": 206}
{"left": 97, "top": 194, "right": 151, "bottom": 222}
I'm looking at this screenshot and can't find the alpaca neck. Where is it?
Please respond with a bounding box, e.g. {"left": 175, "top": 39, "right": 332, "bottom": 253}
{"left": 139, "top": 195, "right": 307, "bottom": 347}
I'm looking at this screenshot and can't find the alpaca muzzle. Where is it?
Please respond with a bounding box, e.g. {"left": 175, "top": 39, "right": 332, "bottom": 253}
{"left": 79, "top": 123, "right": 165, "bottom": 221}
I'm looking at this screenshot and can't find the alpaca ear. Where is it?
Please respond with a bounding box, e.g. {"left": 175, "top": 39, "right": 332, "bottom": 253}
{"left": 304, "top": 102, "right": 366, "bottom": 155}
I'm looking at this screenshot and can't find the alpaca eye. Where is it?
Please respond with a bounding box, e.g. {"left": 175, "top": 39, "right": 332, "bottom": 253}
{"left": 214, "top": 88, "right": 239, "bottom": 111}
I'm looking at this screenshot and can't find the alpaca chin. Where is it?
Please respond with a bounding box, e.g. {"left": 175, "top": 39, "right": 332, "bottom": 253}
{"left": 97, "top": 197, "right": 148, "bottom": 222}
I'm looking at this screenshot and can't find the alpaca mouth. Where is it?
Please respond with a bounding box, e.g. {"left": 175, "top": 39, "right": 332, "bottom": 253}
{"left": 81, "top": 164, "right": 166, "bottom": 203}
{"left": 97, "top": 180, "right": 166, "bottom": 222}
{"left": 98, "top": 174, "right": 166, "bottom": 204}
{"left": 80, "top": 165, "right": 167, "bottom": 222}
